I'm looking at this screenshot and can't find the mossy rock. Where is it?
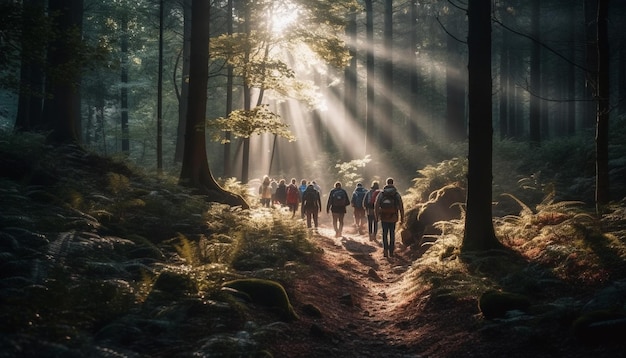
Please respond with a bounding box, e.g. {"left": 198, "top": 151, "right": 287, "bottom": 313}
{"left": 478, "top": 290, "right": 531, "bottom": 319}
{"left": 572, "top": 310, "right": 626, "bottom": 345}
{"left": 222, "top": 278, "right": 299, "bottom": 322}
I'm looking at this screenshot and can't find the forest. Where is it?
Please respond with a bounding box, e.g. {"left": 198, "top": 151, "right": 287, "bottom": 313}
{"left": 1, "top": 0, "right": 626, "bottom": 357}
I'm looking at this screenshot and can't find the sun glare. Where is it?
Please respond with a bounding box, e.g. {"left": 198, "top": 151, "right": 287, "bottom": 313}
{"left": 270, "top": 3, "right": 299, "bottom": 35}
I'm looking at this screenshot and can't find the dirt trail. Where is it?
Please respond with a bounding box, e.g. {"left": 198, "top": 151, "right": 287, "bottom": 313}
{"left": 270, "top": 218, "right": 459, "bottom": 357}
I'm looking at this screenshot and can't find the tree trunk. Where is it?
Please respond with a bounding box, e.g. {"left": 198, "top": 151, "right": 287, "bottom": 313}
{"left": 381, "top": 0, "right": 393, "bottom": 151}
{"left": 174, "top": 0, "right": 191, "bottom": 164}
{"left": 462, "top": 0, "right": 501, "bottom": 252}
{"left": 408, "top": 0, "right": 422, "bottom": 144}
{"left": 364, "top": 0, "right": 376, "bottom": 153}
{"left": 179, "top": 0, "right": 248, "bottom": 208}
{"left": 595, "top": 0, "right": 610, "bottom": 213}
{"left": 15, "top": 0, "right": 46, "bottom": 132}
{"left": 223, "top": 0, "right": 234, "bottom": 178}
{"left": 529, "top": 0, "right": 541, "bottom": 146}
{"left": 42, "top": 0, "right": 83, "bottom": 145}
{"left": 121, "top": 12, "right": 130, "bottom": 154}
{"left": 344, "top": 9, "right": 359, "bottom": 156}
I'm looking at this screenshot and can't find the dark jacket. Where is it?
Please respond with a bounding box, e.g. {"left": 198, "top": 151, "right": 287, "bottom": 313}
{"left": 275, "top": 183, "right": 287, "bottom": 204}
{"left": 374, "top": 185, "right": 405, "bottom": 223}
{"left": 327, "top": 188, "right": 350, "bottom": 213}
{"left": 301, "top": 186, "right": 322, "bottom": 213}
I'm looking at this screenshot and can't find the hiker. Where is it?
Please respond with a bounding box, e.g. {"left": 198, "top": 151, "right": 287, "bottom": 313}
{"left": 286, "top": 178, "right": 300, "bottom": 218}
{"left": 374, "top": 178, "right": 404, "bottom": 257}
{"left": 259, "top": 175, "right": 272, "bottom": 208}
{"left": 275, "top": 179, "right": 287, "bottom": 206}
{"left": 270, "top": 179, "right": 278, "bottom": 206}
{"left": 311, "top": 180, "right": 322, "bottom": 193}
{"left": 363, "top": 180, "right": 381, "bottom": 241}
{"left": 298, "top": 179, "right": 308, "bottom": 219}
{"left": 326, "top": 181, "right": 350, "bottom": 237}
{"left": 301, "top": 183, "right": 322, "bottom": 229}
{"left": 351, "top": 183, "right": 368, "bottom": 235}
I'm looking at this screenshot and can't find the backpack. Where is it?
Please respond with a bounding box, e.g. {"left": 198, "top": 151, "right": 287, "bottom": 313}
{"left": 378, "top": 190, "right": 397, "bottom": 214}
{"left": 331, "top": 189, "right": 349, "bottom": 207}
{"left": 286, "top": 185, "right": 299, "bottom": 203}
{"left": 365, "top": 189, "right": 380, "bottom": 209}
{"left": 353, "top": 188, "right": 367, "bottom": 209}
{"left": 302, "top": 189, "right": 318, "bottom": 209}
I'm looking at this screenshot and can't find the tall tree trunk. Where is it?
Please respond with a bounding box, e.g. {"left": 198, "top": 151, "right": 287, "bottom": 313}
{"left": 15, "top": 0, "right": 45, "bottom": 132}
{"left": 121, "top": 12, "right": 130, "bottom": 154}
{"left": 566, "top": 3, "right": 577, "bottom": 135}
{"left": 498, "top": 28, "right": 510, "bottom": 140}
{"left": 583, "top": 0, "right": 598, "bottom": 130}
{"left": 156, "top": 0, "right": 164, "bottom": 173}
{"left": 179, "top": 0, "right": 248, "bottom": 208}
{"left": 223, "top": 0, "right": 234, "bottom": 178}
{"left": 344, "top": 9, "right": 359, "bottom": 157}
{"left": 595, "top": 0, "right": 610, "bottom": 213}
{"left": 529, "top": 0, "right": 541, "bottom": 146}
{"left": 408, "top": 0, "right": 421, "bottom": 144}
{"left": 364, "top": 0, "right": 376, "bottom": 153}
{"left": 174, "top": 0, "right": 191, "bottom": 164}
{"left": 381, "top": 0, "right": 393, "bottom": 151}
{"left": 42, "top": 0, "right": 83, "bottom": 145}
{"left": 462, "top": 0, "right": 500, "bottom": 252}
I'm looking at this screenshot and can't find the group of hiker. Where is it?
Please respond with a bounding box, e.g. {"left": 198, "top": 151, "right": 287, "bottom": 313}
{"left": 258, "top": 176, "right": 405, "bottom": 258}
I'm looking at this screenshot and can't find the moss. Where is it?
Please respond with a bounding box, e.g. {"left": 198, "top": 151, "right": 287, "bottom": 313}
{"left": 222, "top": 278, "right": 299, "bottom": 322}
{"left": 478, "top": 290, "right": 531, "bottom": 319}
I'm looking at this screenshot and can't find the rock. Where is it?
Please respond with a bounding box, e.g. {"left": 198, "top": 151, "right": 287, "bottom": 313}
{"left": 222, "top": 278, "right": 299, "bottom": 322}
{"left": 402, "top": 184, "right": 465, "bottom": 247}
{"left": 478, "top": 290, "right": 531, "bottom": 319}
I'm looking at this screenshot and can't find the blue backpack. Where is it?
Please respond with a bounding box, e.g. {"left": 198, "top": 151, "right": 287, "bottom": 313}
{"left": 353, "top": 188, "right": 367, "bottom": 209}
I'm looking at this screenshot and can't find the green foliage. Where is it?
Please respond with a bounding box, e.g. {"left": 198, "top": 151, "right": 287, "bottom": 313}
{"left": 209, "top": 104, "right": 295, "bottom": 143}
{"left": 408, "top": 158, "right": 467, "bottom": 202}
{"left": 335, "top": 155, "right": 371, "bottom": 188}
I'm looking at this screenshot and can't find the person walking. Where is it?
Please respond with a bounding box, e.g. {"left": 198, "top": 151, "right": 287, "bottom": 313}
{"left": 326, "top": 182, "right": 350, "bottom": 237}
{"left": 301, "top": 183, "right": 322, "bottom": 229}
{"left": 286, "top": 178, "right": 300, "bottom": 218}
{"left": 258, "top": 175, "right": 272, "bottom": 208}
{"left": 275, "top": 179, "right": 287, "bottom": 206}
{"left": 298, "top": 179, "right": 308, "bottom": 219}
{"left": 363, "top": 181, "right": 381, "bottom": 241}
{"left": 351, "top": 183, "right": 368, "bottom": 235}
{"left": 374, "top": 178, "right": 404, "bottom": 257}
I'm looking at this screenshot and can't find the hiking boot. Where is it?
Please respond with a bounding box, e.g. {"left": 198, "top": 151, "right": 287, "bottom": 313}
{"left": 389, "top": 250, "right": 394, "bottom": 257}
{"left": 383, "top": 250, "right": 388, "bottom": 257}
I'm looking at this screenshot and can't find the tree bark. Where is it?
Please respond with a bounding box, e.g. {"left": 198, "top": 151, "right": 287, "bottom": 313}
{"left": 364, "top": 0, "right": 376, "bottom": 153}
{"left": 595, "top": 0, "right": 610, "bottom": 213}
{"left": 529, "top": 0, "right": 541, "bottom": 146}
{"left": 462, "top": 0, "right": 501, "bottom": 252}
{"left": 179, "top": 0, "right": 248, "bottom": 209}
{"left": 42, "top": 0, "right": 83, "bottom": 144}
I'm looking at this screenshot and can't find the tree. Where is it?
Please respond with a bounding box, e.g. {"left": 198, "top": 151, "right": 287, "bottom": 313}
{"left": 595, "top": 0, "right": 609, "bottom": 213}
{"left": 41, "top": 0, "right": 84, "bottom": 144}
{"left": 462, "top": 0, "right": 501, "bottom": 252}
{"left": 179, "top": 0, "right": 247, "bottom": 208}
{"left": 529, "top": 0, "right": 541, "bottom": 146}
{"left": 210, "top": 0, "right": 355, "bottom": 183}
{"left": 381, "top": 0, "right": 394, "bottom": 151}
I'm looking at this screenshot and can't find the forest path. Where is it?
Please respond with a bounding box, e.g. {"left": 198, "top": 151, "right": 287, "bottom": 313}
{"left": 270, "top": 215, "right": 455, "bottom": 357}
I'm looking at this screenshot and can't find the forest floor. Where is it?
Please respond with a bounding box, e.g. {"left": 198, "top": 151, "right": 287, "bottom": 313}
{"left": 267, "top": 215, "right": 626, "bottom": 358}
